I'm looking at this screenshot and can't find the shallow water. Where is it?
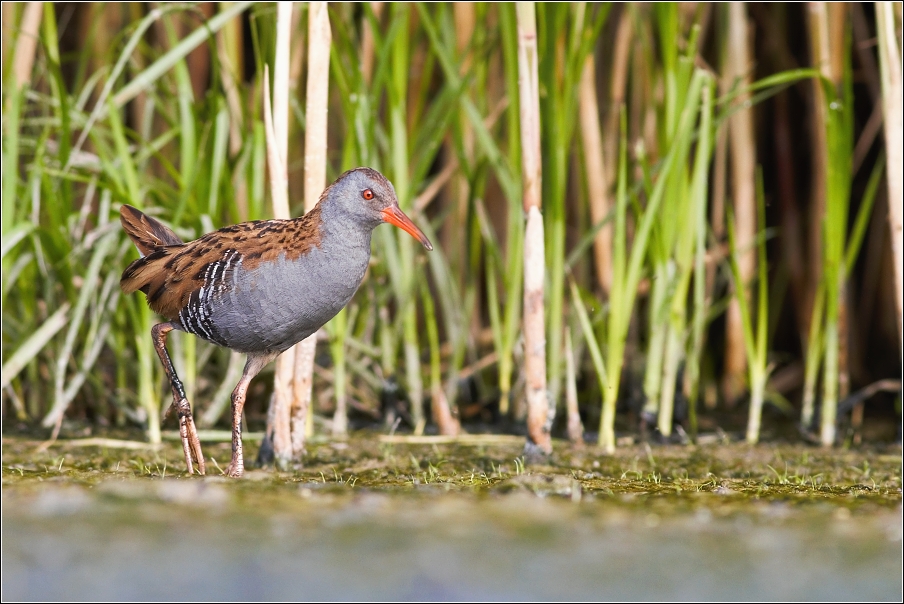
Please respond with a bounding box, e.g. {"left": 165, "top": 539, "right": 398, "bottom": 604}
{"left": 2, "top": 436, "right": 902, "bottom": 600}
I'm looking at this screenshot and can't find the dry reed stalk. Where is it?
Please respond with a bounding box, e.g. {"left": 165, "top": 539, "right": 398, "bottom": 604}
{"left": 91, "top": 4, "right": 117, "bottom": 90}
{"left": 378, "top": 434, "right": 526, "bottom": 445}
{"left": 126, "top": 4, "right": 148, "bottom": 136}
{"left": 273, "top": 5, "right": 292, "bottom": 197}
{"left": 564, "top": 330, "right": 584, "bottom": 444}
{"left": 603, "top": 9, "right": 631, "bottom": 175}
{"left": 579, "top": 54, "right": 613, "bottom": 296}
{"left": 296, "top": 2, "right": 331, "bottom": 444}
{"left": 59, "top": 438, "right": 163, "bottom": 450}
{"left": 187, "top": 2, "right": 214, "bottom": 100}
{"left": 11, "top": 2, "right": 42, "bottom": 93}
{"left": 266, "top": 2, "right": 295, "bottom": 468}
{"left": 799, "top": 3, "right": 832, "bottom": 432}
{"left": 431, "top": 386, "right": 460, "bottom": 437}
{"left": 517, "top": 2, "right": 551, "bottom": 455}
{"left": 446, "top": 2, "right": 475, "bottom": 288}
{"left": 1, "top": 3, "right": 14, "bottom": 68}
{"left": 262, "top": 69, "right": 293, "bottom": 463}
{"left": 431, "top": 2, "right": 474, "bottom": 433}
{"left": 217, "top": 4, "right": 247, "bottom": 220}
{"left": 289, "top": 6, "right": 305, "bottom": 88}
{"left": 361, "top": 2, "right": 384, "bottom": 85}
{"left": 876, "top": 2, "right": 904, "bottom": 357}
{"left": 723, "top": 2, "right": 756, "bottom": 407}
{"left": 217, "top": 4, "right": 244, "bottom": 156}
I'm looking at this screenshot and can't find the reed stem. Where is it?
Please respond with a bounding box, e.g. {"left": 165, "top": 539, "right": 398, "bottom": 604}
{"left": 876, "top": 2, "right": 904, "bottom": 357}
{"left": 517, "top": 1, "right": 551, "bottom": 455}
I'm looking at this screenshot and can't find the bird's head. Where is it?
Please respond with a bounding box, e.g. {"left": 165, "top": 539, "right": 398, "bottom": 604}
{"left": 324, "top": 167, "right": 433, "bottom": 251}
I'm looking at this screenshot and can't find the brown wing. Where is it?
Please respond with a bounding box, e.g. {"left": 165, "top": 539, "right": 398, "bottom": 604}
{"left": 120, "top": 207, "right": 324, "bottom": 321}
{"left": 120, "top": 205, "right": 184, "bottom": 256}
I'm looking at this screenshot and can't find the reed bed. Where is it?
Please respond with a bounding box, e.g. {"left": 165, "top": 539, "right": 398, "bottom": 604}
{"left": 1, "top": 3, "right": 900, "bottom": 454}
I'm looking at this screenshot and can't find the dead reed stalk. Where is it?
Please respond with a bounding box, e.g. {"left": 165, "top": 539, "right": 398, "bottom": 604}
{"left": 300, "top": 2, "right": 331, "bottom": 443}
{"left": 579, "top": 54, "right": 613, "bottom": 296}
{"left": 876, "top": 2, "right": 904, "bottom": 357}
{"left": 11, "top": 2, "right": 42, "bottom": 92}
{"left": 723, "top": 3, "right": 756, "bottom": 407}
{"left": 517, "top": 2, "right": 551, "bottom": 455}
{"left": 266, "top": 3, "right": 295, "bottom": 468}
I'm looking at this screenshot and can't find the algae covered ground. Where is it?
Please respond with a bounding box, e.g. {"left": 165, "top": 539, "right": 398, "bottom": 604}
{"left": 2, "top": 433, "right": 902, "bottom": 600}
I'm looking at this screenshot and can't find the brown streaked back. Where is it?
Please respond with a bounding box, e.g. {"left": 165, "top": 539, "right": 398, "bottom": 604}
{"left": 120, "top": 206, "right": 325, "bottom": 321}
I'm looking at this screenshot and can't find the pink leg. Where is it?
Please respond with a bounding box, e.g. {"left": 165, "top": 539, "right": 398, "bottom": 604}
{"left": 225, "top": 353, "right": 275, "bottom": 478}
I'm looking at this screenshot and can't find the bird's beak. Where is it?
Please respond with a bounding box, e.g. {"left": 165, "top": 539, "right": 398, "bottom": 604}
{"left": 381, "top": 206, "right": 433, "bottom": 251}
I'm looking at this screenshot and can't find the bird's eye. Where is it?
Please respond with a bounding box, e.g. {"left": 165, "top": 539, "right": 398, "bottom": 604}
{"left": 362, "top": 189, "right": 374, "bottom": 200}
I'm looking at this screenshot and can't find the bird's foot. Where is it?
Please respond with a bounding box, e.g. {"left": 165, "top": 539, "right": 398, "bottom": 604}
{"left": 175, "top": 398, "right": 206, "bottom": 475}
{"left": 224, "top": 458, "right": 244, "bottom": 478}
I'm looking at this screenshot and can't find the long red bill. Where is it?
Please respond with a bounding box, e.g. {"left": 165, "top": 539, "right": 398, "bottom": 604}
{"left": 381, "top": 206, "right": 433, "bottom": 251}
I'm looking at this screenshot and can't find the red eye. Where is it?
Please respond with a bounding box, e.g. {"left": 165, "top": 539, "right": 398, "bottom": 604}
{"left": 362, "top": 189, "right": 374, "bottom": 200}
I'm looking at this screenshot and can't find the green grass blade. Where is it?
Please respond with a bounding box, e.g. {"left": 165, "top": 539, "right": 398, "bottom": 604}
{"left": 1, "top": 303, "right": 70, "bottom": 388}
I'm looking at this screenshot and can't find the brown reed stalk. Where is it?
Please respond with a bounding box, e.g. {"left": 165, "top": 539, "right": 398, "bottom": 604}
{"left": 447, "top": 1, "right": 475, "bottom": 293}
{"left": 187, "top": 2, "right": 214, "bottom": 100}
{"left": 217, "top": 3, "right": 244, "bottom": 157}
{"left": 298, "top": 2, "right": 331, "bottom": 443}
{"left": 579, "top": 53, "right": 612, "bottom": 296}
{"left": 216, "top": 3, "right": 247, "bottom": 225}
{"left": 266, "top": 2, "right": 295, "bottom": 468}
{"left": 799, "top": 2, "right": 831, "bottom": 432}
{"left": 1, "top": 3, "right": 13, "bottom": 69}
{"left": 722, "top": 2, "right": 756, "bottom": 407}
{"left": 289, "top": 6, "right": 305, "bottom": 90}
{"left": 423, "top": 1, "right": 473, "bottom": 436}
{"left": 876, "top": 2, "right": 904, "bottom": 357}
{"left": 517, "top": 2, "right": 551, "bottom": 455}
{"left": 361, "top": 2, "right": 384, "bottom": 85}
{"left": 564, "top": 330, "right": 584, "bottom": 444}
{"left": 122, "top": 4, "right": 146, "bottom": 135}
{"left": 603, "top": 8, "right": 631, "bottom": 179}
{"left": 11, "top": 2, "right": 42, "bottom": 93}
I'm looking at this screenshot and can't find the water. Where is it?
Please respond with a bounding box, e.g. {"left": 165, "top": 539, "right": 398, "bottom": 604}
{"left": 3, "top": 477, "right": 901, "bottom": 601}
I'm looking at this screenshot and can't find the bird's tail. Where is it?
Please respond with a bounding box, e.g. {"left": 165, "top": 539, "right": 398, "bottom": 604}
{"left": 120, "top": 204, "right": 183, "bottom": 256}
{"left": 119, "top": 205, "right": 183, "bottom": 298}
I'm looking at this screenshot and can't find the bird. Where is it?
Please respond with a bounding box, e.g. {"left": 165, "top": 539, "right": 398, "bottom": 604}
{"left": 120, "top": 167, "right": 432, "bottom": 477}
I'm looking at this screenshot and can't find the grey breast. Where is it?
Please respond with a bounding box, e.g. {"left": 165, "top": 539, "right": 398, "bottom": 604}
{"left": 206, "top": 234, "right": 372, "bottom": 354}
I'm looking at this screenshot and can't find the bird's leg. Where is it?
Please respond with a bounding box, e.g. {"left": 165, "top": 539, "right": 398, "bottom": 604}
{"left": 152, "top": 322, "right": 205, "bottom": 475}
{"left": 225, "top": 353, "right": 275, "bottom": 478}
